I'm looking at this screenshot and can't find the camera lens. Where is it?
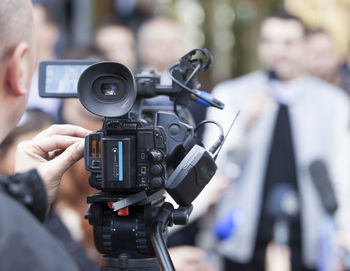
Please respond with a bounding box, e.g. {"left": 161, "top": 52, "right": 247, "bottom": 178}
{"left": 78, "top": 62, "right": 136, "bottom": 117}
{"left": 92, "top": 76, "right": 127, "bottom": 102}
{"left": 101, "top": 83, "right": 118, "bottom": 96}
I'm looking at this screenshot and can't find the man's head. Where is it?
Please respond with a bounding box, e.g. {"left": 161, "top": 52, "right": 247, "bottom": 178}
{"left": 0, "top": 0, "right": 36, "bottom": 142}
{"left": 137, "top": 17, "right": 184, "bottom": 73}
{"left": 305, "top": 29, "right": 341, "bottom": 81}
{"left": 94, "top": 23, "right": 136, "bottom": 71}
{"left": 258, "top": 10, "right": 307, "bottom": 81}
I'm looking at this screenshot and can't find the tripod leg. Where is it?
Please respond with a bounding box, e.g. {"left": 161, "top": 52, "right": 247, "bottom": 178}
{"left": 151, "top": 203, "right": 175, "bottom": 271}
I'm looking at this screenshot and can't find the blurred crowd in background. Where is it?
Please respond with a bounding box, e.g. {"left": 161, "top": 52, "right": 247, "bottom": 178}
{"left": 25, "top": 0, "right": 350, "bottom": 84}
{"left": 6, "top": 0, "right": 350, "bottom": 270}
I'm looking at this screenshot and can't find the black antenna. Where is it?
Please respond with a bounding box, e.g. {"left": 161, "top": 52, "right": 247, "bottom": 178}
{"left": 213, "top": 110, "right": 240, "bottom": 161}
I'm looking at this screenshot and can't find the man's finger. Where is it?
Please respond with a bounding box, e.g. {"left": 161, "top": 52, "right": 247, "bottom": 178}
{"left": 33, "top": 135, "right": 85, "bottom": 154}
{"left": 34, "top": 124, "right": 91, "bottom": 139}
{"left": 42, "top": 141, "right": 85, "bottom": 176}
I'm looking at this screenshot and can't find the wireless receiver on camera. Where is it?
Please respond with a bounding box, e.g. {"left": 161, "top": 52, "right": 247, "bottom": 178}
{"left": 165, "top": 144, "right": 217, "bottom": 206}
{"left": 38, "top": 48, "right": 226, "bottom": 271}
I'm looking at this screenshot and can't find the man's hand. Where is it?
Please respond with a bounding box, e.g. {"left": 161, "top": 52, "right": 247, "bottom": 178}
{"left": 244, "top": 89, "right": 272, "bottom": 131}
{"left": 169, "top": 246, "right": 218, "bottom": 271}
{"left": 14, "top": 124, "right": 91, "bottom": 205}
{"left": 265, "top": 242, "right": 291, "bottom": 271}
{"left": 337, "top": 230, "right": 350, "bottom": 270}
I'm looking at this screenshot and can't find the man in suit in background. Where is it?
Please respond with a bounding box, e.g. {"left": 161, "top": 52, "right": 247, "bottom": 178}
{"left": 204, "top": 10, "right": 350, "bottom": 271}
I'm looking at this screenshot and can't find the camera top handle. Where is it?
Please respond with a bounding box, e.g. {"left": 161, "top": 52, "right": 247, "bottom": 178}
{"left": 135, "top": 49, "right": 224, "bottom": 111}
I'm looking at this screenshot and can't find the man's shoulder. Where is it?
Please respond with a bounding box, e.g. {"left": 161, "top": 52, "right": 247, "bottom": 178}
{"left": 304, "top": 75, "right": 349, "bottom": 103}
{"left": 212, "top": 71, "right": 266, "bottom": 96}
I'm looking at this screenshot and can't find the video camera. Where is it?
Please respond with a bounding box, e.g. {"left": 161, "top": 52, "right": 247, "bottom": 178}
{"left": 39, "top": 48, "right": 225, "bottom": 271}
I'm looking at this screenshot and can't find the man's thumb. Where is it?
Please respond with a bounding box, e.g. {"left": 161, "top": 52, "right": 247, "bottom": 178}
{"left": 52, "top": 141, "right": 84, "bottom": 174}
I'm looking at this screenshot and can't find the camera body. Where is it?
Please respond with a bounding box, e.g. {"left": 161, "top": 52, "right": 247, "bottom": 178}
{"left": 85, "top": 112, "right": 192, "bottom": 194}
{"left": 39, "top": 48, "right": 224, "bottom": 269}
{"left": 38, "top": 50, "right": 222, "bottom": 206}
{"left": 86, "top": 123, "right": 166, "bottom": 193}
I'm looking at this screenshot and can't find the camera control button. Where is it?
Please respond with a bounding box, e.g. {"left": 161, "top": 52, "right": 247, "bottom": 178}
{"left": 168, "top": 124, "right": 180, "bottom": 135}
{"left": 140, "top": 152, "right": 146, "bottom": 160}
{"left": 150, "top": 164, "right": 163, "bottom": 176}
{"left": 155, "top": 135, "right": 165, "bottom": 148}
{"left": 150, "top": 177, "right": 163, "bottom": 189}
{"left": 140, "top": 166, "right": 147, "bottom": 175}
{"left": 91, "top": 159, "right": 101, "bottom": 169}
{"left": 140, "top": 176, "right": 147, "bottom": 184}
{"left": 149, "top": 150, "right": 163, "bottom": 162}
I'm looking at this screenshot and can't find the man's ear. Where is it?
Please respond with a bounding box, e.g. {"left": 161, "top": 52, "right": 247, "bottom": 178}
{"left": 6, "top": 41, "right": 31, "bottom": 96}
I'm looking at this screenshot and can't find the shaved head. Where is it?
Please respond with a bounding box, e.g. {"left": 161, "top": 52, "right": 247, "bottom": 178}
{"left": 0, "top": 0, "right": 34, "bottom": 60}
{"left": 0, "top": 0, "right": 36, "bottom": 142}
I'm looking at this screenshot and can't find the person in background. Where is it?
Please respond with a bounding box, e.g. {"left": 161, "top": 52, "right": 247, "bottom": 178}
{"left": 336, "top": 53, "right": 350, "bottom": 98}
{"left": 204, "top": 10, "right": 350, "bottom": 271}
{"left": 305, "top": 28, "right": 350, "bottom": 100}
{"left": 136, "top": 16, "right": 179, "bottom": 110}
{"left": 26, "top": 2, "right": 61, "bottom": 120}
{"left": 137, "top": 16, "right": 184, "bottom": 86}
{"left": 305, "top": 29, "right": 343, "bottom": 87}
{"left": 93, "top": 21, "right": 137, "bottom": 72}
{"left": 113, "top": 0, "right": 154, "bottom": 31}
{"left": 137, "top": 16, "right": 207, "bottom": 139}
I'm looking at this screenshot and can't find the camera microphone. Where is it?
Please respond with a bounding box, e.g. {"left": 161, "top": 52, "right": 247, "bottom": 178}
{"left": 266, "top": 184, "right": 299, "bottom": 245}
{"left": 309, "top": 160, "right": 341, "bottom": 271}
{"left": 194, "top": 90, "right": 225, "bottom": 109}
{"left": 309, "top": 160, "right": 338, "bottom": 215}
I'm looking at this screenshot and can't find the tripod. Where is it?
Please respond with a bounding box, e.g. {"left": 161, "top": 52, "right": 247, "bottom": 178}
{"left": 85, "top": 190, "right": 193, "bottom": 271}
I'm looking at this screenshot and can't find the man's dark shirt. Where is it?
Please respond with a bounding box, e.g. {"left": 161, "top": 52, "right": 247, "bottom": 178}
{"left": 0, "top": 169, "right": 47, "bottom": 221}
{"left": 45, "top": 207, "right": 100, "bottom": 271}
{"left": 0, "top": 169, "right": 79, "bottom": 270}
